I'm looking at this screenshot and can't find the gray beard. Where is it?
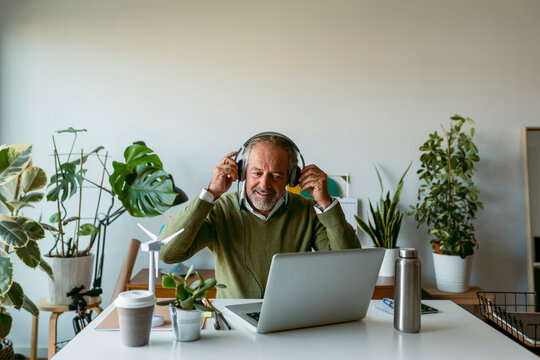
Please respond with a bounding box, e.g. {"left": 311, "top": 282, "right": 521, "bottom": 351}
{"left": 247, "top": 189, "right": 279, "bottom": 212}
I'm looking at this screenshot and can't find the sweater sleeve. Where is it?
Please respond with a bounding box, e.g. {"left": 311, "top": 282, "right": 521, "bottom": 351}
{"left": 312, "top": 201, "right": 361, "bottom": 250}
{"left": 159, "top": 197, "right": 217, "bottom": 264}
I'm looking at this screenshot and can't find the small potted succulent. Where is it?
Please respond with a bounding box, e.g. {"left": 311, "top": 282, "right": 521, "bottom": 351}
{"left": 355, "top": 163, "right": 410, "bottom": 277}
{"left": 157, "top": 265, "right": 225, "bottom": 341}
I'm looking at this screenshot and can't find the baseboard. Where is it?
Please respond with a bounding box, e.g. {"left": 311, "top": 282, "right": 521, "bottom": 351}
{"left": 13, "top": 346, "right": 48, "bottom": 359}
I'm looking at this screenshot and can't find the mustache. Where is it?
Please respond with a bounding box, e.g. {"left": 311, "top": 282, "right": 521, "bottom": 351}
{"left": 253, "top": 187, "right": 276, "bottom": 196}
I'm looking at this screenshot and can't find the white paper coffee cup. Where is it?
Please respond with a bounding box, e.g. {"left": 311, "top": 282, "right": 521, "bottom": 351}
{"left": 114, "top": 290, "right": 156, "bottom": 347}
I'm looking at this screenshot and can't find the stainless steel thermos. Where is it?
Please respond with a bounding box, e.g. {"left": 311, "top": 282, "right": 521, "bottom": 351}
{"left": 394, "top": 248, "right": 421, "bottom": 333}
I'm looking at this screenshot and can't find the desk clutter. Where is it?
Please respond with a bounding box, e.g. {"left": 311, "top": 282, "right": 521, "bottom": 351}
{"left": 478, "top": 291, "right": 540, "bottom": 350}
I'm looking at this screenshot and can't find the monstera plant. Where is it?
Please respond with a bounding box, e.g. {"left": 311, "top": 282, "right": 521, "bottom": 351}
{"left": 0, "top": 144, "right": 52, "bottom": 356}
{"left": 44, "top": 129, "right": 187, "bottom": 296}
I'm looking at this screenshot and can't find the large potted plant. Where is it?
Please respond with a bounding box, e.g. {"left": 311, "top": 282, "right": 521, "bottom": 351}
{"left": 45, "top": 128, "right": 186, "bottom": 304}
{"left": 409, "top": 114, "right": 483, "bottom": 293}
{"left": 0, "top": 144, "right": 53, "bottom": 360}
{"left": 157, "top": 265, "right": 225, "bottom": 342}
{"left": 355, "top": 163, "right": 410, "bottom": 277}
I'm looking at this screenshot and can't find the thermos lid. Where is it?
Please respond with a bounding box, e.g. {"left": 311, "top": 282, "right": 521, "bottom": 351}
{"left": 399, "top": 248, "right": 418, "bottom": 259}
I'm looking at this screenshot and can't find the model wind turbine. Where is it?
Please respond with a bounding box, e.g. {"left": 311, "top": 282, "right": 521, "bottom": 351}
{"left": 138, "top": 223, "right": 184, "bottom": 327}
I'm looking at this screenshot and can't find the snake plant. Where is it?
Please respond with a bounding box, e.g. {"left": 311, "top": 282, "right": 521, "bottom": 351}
{"left": 355, "top": 163, "right": 410, "bottom": 249}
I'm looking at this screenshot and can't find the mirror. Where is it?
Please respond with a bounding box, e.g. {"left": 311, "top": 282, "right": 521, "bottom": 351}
{"left": 521, "top": 127, "right": 540, "bottom": 293}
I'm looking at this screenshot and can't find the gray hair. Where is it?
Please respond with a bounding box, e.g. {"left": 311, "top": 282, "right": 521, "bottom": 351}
{"left": 242, "top": 135, "right": 299, "bottom": 180}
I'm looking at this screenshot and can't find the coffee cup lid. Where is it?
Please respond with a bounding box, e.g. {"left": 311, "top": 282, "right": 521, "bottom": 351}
{"left": 114, "top": 290, "right": 155, "bottom": 309}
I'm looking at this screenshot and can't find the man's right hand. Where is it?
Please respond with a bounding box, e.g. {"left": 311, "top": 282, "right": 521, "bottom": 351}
{"left": 207, "top": 151, "right": 239, "bottom": 200}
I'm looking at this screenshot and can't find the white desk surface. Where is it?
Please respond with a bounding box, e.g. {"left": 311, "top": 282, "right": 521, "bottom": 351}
{"left": 52, "top": 299, "right": 537, "bottom": 360}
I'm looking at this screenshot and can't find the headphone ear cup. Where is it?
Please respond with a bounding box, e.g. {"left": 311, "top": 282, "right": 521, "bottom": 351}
{"left": 290, "top": 166, "right": 302, "bottom": 187}
{"left": 237, "top": 159, "right": 244, "bottom": 182}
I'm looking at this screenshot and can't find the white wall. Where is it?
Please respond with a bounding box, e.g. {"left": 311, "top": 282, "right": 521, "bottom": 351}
{"left": 1, "top": 0, "right": 539, "bottom": 355}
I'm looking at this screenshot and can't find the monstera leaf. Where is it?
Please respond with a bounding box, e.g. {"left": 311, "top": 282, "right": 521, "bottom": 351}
{"left": 110, "top": 143, "right": 176, "bottom": 218}
{"left": 46, "top": 162, "right": 84, "bottom": 202}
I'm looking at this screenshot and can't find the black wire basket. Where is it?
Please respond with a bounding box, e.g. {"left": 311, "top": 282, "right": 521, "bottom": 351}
{"left": 477, "top": 291, "right": 540, "bottom": 348}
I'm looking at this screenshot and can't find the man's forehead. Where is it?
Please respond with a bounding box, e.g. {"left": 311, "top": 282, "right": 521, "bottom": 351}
{"left": 248, "top": 143, "right": 288, "bottom": 169}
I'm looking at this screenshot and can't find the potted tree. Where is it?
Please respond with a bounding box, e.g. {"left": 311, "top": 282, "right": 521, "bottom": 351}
{"left": 157, "top": 265, "right": 225, "bottom": 342}
{"left": 409, "top": 114, "right": 483, "bottom": 293}
{"left": 355, "top": 163, "right": 410, "bottom": 277}
{"left": 0, "top": 144, "right": 53, "bottom": 360}
{"left": 44, "top": 128, "right": 186, "bottom": 304}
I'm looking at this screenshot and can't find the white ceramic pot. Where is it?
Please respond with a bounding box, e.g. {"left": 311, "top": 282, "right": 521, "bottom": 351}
{"left": 432, "top": 252, "right": 473, "bottom": 293}
{"left": 45, "top": 254, "right": 94, "bottom": 305}
{"left": 169, "top": 304, "right": 203, "bottom": 342}
{"left": 379, "top": 248, "right": 400, "bottom": 277}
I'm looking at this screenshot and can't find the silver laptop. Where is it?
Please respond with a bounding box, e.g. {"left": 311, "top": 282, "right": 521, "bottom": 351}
{"left": 224, "top": 248, "right": 384, "bottom": 333}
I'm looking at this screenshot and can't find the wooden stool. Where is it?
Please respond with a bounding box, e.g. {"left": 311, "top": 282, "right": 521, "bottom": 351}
{"left": 30, "top": 296, "right": 103, "bottom": 360}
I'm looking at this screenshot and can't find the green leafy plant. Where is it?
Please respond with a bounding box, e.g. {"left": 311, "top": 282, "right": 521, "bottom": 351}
{"left": 0, "top": 144, "right": 53, "bottom": 341}
{"left": 46, "top": 130, "right": 184, "bottom": 258}
{"left": 157, "top": 265, "right": 225, "bottom": 311}
{"left": 409, "top": 114, "right": 483, "bottom": 259}
{"left": 355, "top": 163, "right": 410, "bottom": 249}
{"left": 109, "top": 141, "right": 178, "bottom": 218}
{"left": 46, "top": 128, "right": 105, "bottom": 257}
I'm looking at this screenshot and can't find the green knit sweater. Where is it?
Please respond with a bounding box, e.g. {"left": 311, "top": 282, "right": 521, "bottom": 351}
{"left": 160, "top": 191, "right": 360, "bottom": 298}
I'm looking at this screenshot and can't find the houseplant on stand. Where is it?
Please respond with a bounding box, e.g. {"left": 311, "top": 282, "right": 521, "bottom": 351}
{"left": 355, "top": 163, "right": 410, "bottom": 277}
{"left": 409, "top": 114, "right": 483, "bottom": 293}
{"left": 0, "top": 144, "right": 53, "bottom": 360}
{"left": 157, "top": 265, "right": 225, "bottom": 342}
{"left": 45, "top": 128, "right": 187, "bottom": 305}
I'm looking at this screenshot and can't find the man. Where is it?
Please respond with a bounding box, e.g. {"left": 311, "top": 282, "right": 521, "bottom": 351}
{"left": 160, "top": 133, "right": 360, "bottom": 298}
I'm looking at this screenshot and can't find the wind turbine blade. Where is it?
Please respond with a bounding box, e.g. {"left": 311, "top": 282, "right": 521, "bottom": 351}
{"left": 161, "top": 228, "right": 185, "bottom": 245}
{"left": 138, "top": 223, "right": 157, "bottom": 241}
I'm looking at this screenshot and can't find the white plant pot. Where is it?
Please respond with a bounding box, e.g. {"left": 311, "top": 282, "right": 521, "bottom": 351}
{"left": 379, "top": 248, "right": 400, "bottom": 277}
{"left": 432, "top": 252, "right": 473, "bottom": 293}
{"left": 169, "top": 304, "right": 203, "bottom": 342}
{"left": 45, "top": 254, "right": 94, "bottom": 305}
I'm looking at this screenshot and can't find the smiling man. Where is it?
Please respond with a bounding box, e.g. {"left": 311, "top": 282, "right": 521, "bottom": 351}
{"left": 160, "top": 133, "right": 360, "bottom": 298}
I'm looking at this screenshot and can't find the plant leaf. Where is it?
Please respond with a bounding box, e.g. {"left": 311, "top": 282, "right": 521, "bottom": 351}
{"left": 21, "top": 166, "right": 47, "bottom": 193}
{"left": 0, "top": 248, "right": 13, "bottom": 297}
{"left": 21, "top": 192, "right": 45, "bottom": 203}
{"left": 0, "top": 308, "right": 12, "bottom": 340}
{"left": 115, "top": 167, "right": 176, "bottom": 218}
{"left": 162, "top": 274, "right": 176, "bottom": 289}
{"left": 11, "top": 216, "right": 45, "bottom": 241}
{"left": 56, "top": 127, "right": 87, "bottom": 134}
{"left": 77, "top": 223, "right": 99, "bottom": 236}
{"left": 0, "top": 214, "right": 29, "bottom": 248}
{"left": 0, "top": 144, "right": 33, "bottom": 185}
{"left": 0, "top": 191, "right": 14, "bottom": 213}
{"left": 15, "top": 239, "right": 41, "bottom": 268}
{"left": 46, "top": 162, "right": 82, "bottom": 202}
{"left": 38, "top": 258, "right": 54, "bottom": 280}
{"left": 0, "top": 281, "right": 24, "bottom": 310}
{"left": 22, "top": 295, "right": 39, "bottom": 317}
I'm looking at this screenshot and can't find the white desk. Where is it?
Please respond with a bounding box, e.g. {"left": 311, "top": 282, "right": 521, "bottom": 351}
{"left": 52, "top": 300, "right": 537, "bottom": 360}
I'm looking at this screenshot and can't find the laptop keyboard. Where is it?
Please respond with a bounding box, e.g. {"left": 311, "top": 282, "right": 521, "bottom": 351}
{"left": 246, "top": 312, "right": 260, "bottom": 322}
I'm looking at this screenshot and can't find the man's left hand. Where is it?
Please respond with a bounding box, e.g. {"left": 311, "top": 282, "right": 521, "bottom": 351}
{"left": 298, "top": 165, "right": 332, "bottom": 209}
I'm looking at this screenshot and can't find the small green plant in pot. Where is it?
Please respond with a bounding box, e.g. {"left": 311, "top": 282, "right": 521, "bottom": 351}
{"left": 409, "top": 114, "right": 483, "bottom": 292}
{"left": 157, "top": 265, "right": 225, "bottom": 342}
{"left": 355, "top": 163, "right": 410, "bottom": 277}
